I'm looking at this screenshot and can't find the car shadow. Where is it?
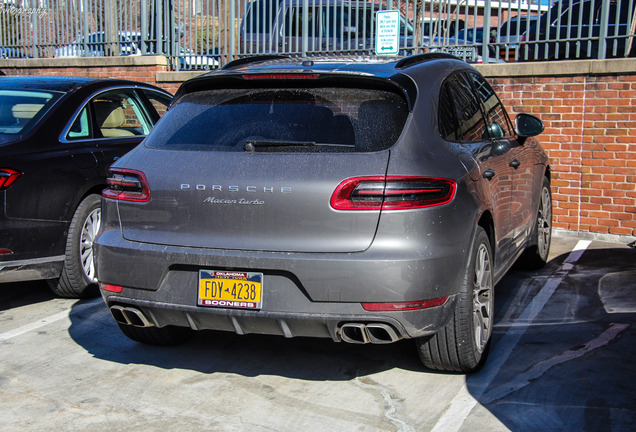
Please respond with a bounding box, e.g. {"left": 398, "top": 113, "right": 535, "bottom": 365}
{"left": 65, "top": 241, "right": 636, "bottom": 425}
{"left": 67, "top": 296, "right": 424, "bottom": 381}
{"left": 467, "top": 244, "right": 636, "bottom": 430}
{"left": 0, "top": 280, "right": 55, "bottom": 311}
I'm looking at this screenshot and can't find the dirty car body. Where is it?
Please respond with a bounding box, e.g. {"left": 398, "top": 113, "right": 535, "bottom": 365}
{"left": 95, "top": 55, "right": 551, "bottom": 372}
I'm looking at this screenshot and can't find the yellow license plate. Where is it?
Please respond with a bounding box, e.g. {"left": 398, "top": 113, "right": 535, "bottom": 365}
{"left": 198, "top": 270, "right": 263, "bottom": 309}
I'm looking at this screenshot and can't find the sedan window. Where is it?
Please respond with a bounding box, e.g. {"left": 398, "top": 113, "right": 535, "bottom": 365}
{"left": 0, "top": 90, "right": 60, "bottom": 135}
{"left": 66, "top": 89, "right": 162, "bottom": 140}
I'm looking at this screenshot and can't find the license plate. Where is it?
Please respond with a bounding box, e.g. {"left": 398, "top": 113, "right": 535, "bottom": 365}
{"left": 198, "top": 270, "right": 263, "bottom": 309}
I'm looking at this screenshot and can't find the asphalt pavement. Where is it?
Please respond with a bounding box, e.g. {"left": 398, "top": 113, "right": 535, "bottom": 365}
{"left": 1, "top": 233, "right": 635, "bottom": 431}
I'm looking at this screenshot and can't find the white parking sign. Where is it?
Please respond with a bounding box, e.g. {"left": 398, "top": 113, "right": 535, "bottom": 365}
{"left": 375, "top": 10, "right": 400, "bottom": 56}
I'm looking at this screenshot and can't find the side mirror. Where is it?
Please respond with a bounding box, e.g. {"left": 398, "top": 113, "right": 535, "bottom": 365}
{"left": 515, "top": 113, "right": 544, "bottom": 137}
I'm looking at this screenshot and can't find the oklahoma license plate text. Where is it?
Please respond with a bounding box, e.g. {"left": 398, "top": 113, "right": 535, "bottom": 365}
{"left": 198, "top": 270, "right": 263, "bottom": 309}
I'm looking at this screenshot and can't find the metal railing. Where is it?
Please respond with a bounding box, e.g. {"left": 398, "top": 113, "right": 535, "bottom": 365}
{"left": 1, "top": 0, "right": 634, "bottom": 69}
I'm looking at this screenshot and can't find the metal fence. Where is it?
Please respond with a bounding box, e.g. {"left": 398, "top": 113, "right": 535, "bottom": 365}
{"left": 1, "top": 0, "right": 634, "bottom": 69}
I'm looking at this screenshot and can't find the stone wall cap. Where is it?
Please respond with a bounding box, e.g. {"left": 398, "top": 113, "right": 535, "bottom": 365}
{"left": 0, "top": 55, "right": 168, "bottom": 68}
{"left": 476, "top": 58, "right": 636, "bottom": 77}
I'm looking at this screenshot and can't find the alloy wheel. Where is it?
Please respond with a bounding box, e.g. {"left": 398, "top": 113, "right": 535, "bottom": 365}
{"left": 537, "top": 186, "right": 552, "bottom": 260}
{"left": 79, "top": 207, "right": 101, "bottom": 282}
{"left": 473, "top": 243, "right": 493, "bottom": 353}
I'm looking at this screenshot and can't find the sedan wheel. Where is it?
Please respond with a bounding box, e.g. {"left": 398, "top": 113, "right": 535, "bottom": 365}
{"left": 79, "top": 207, "right": 100, "bottom": 282}
{"left": 48, "top": 194, "right": 102, "bottom": 298}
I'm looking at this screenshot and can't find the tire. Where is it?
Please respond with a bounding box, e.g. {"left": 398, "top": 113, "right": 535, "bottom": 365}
{"left": 117, "top": 323, "right": 194, "bottom": 346}
{"left": 48, "top": 194, "right": 101, "bottom": 298}
{"left": 518, "top": 177, "right": 552, "bottom": 270}
{"left": 416, "top": 227, "right": 494, "bottom": 373}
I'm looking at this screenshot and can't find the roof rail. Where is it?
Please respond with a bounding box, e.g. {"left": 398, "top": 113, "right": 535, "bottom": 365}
{"left": 395, "top": 53, "right": 459, "bottom": 69}
{"left": 223, "top": 55, "right": 292, "bottom": 70}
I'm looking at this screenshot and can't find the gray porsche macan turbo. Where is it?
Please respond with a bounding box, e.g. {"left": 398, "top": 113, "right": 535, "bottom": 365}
{"left": 95, "top": 54, "right": 551, "bottom": 372}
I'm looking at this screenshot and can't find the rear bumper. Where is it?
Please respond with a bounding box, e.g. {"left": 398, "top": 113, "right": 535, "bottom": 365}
{"left": 95, "top": 229, "right": 469, "bottom": 340}
{"left": 101, "top": 292, "right": 457, "bottom": 341}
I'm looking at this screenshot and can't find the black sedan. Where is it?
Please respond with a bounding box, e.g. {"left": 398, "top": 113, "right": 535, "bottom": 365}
{"left": 0, "top": 76, "right": 171, "bottom": 297}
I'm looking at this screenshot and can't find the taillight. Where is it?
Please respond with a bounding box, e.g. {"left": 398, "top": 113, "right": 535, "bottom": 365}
{"left": 0, "top": 168, "right": 21, "bottom": 190}
{"left": 242, "top": 73, "right": 319, "bottom": 80}
{"left": 362, "top": 297, "right": 449, "bottom": 311}
{"left": 331, "top": 176, "right": 456, "bottom": 211}
{"left": 103, "top": 168, "right": 150, "bottom": 202}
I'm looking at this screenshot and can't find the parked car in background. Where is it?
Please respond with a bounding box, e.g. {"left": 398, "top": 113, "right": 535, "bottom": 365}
{"left": 441, "top": 26, "right": 499, "bottom": 62}
{"left": 1, "top": 47, "right": 30, "bottom": 59}
{"left": 495, "top": 15, "right": 539, "bottom": 60}
{"left": 240, "top": 0, "right": 415, "bottom": 55}
{"left": 0, "top": 77, "right": 171, "bottom": 297}
{"left": 420, "top": 17, "right": 466, "bottom": 40}
{"left": 96, "top": 54, "right": 551, "bottom": 373}
{"left": 54, "top": 31, "right": 142, "bottom": 58}
{"left": 520, "top": 0, "right": 635, "bottom": 61}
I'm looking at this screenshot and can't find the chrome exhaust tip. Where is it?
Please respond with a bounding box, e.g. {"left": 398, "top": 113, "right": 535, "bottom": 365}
{"left": 339, "top": 323, "right": 402, "bottom": 344}
{"left": 340, "top": 323, "right": 369, "bottom": 344}
{"left": 110, "top": 305, "right": 154, "bottom": 328}
{"left": 365, "top": 323, "right": 401, "bottom": 344}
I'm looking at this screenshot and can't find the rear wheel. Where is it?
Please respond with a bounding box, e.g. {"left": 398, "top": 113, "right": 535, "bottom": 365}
{"left": 416, "top": 227, "right": 494, "bottom": 373}
{"left": 48, "top": 194, "right": 101, "bottom": 298}
{"left": 117, "top": 323, "right": 194, "bottom": 346}
{"left": 518, "top": 177, "right": 552, "bottom": 269}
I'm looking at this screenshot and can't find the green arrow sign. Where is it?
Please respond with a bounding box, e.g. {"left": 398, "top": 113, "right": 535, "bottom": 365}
{"left": 375, "top": 10, "right": 400, "bottom": 56}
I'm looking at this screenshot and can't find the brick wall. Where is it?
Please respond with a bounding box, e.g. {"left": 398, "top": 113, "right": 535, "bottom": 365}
{"left": 478, "top": 60, "right": 636, "bottom": 239}
{"left": 1, "top": 56, "right": 635, "bottom": 239}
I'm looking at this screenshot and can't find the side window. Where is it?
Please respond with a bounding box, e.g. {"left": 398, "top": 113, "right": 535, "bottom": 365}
{"left": 139, "top": 89, "right": 171, "bottom": 120}
{"left": 68, "top": 106, "right": 91, "bottom": 139}
{"left": 439, "top": 73, "right": 488, "bottom": 142}
{"left": 467, "top": 72, "right": 513, "bottom": 139}
{"left": 66, "top": 89, "right": 158, "bottom": 140}
{"left": 284, "top": 6, "right": 317, "bottom": 37}
{"left": 243, "top": 0, "right": 278, "bottom": 34}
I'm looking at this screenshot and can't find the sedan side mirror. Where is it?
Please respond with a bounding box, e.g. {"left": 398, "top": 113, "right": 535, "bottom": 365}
{"left": 515, "top": 113, "right": 544, "bottom": 137}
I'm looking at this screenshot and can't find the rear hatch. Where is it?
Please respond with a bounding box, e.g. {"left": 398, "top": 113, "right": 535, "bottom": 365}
{"left": 113, "top": 78, "right": 410, "bottom": 253}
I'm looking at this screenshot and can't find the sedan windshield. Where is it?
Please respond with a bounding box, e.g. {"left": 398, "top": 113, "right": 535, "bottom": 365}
{"left": 0, "top": 90, "right": 61, "bottom": 135}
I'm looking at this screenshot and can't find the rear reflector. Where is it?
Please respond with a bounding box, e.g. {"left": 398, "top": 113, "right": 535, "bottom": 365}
{"left": 0, "top": 248, "right": 13, "bottom": 255}
{"left": 0, "top": 168, "right": 21, "bottom": 190}
{"left": 331, "top": 176, "right": 456, "bottom": 211}
{"left": 362, "top": 297, "right": 449, "bottom": 312}
{"left": 99, "top": 282, "right": 124, "bottom": 293}
{"left": 103, "top": 168, "right": 150, "bottom": 202}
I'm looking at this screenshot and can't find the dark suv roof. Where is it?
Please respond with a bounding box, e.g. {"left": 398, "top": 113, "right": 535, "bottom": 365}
{"left": 175, "top": 53, "right": 466, "bottom": 104}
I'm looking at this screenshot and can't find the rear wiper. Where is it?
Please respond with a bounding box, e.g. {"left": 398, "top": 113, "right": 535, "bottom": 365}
{"left": 244, "top": 140, "right": 355, "bottom": 152}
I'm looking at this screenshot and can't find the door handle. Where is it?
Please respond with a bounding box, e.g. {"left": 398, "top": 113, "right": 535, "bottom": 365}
{"left": 483, "top": 169, "right": 495, "bottom": 180}
{"left": 509, "top": 159, "right": 521, "bottom": 169}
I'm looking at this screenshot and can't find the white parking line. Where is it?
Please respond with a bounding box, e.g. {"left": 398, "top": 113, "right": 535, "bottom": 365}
{"left": 430, "top": 240, "right": 592, "bottom": 432}
{"left": 0, "top": 310, "right": 70, "bottom": 341}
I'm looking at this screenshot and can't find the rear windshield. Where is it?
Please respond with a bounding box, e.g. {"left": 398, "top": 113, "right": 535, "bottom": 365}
{"left": 144, "top": 87, "right": 409, "bottom": 153}
{"left": 0, "top": 90, "right": 60, "bottom": 135}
